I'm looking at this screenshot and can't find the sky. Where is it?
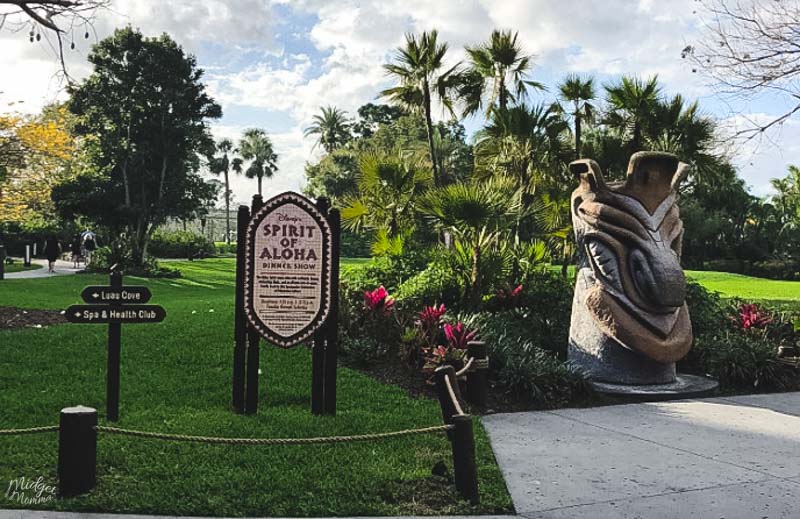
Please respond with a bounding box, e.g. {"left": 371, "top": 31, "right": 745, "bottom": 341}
{"left": 2, "top": 0, "right": 799, "bottom": 206}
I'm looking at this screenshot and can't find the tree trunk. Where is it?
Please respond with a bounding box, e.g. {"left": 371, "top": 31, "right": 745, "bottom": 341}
{"left": 470, "top": 243, "right": 481, "bottom": 305}
{"left": 257, "top": 174, "right": 263, "bottom": 196}
{"left": 224, "top": 171, "right": 231, "bottom": 244}
{"left": 498, "top": 74, "right": 507, "bottom": 112}
{"left": 422, "top": 79, "right": 440, "bottom": 187}
{"left": 574, "top": 102, "right": 582, "bottom": 160}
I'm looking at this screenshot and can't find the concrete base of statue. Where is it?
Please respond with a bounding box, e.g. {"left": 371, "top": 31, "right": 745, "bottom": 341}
{"left": 589, "top": 373, "right": 719, "bottom": 402}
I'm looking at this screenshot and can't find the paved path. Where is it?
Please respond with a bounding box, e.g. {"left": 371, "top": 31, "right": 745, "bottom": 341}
{"left": 483, "top": 392, "right": 800, "bottom": 519}
{"left": 4, "top": 259, "right": 83, "bottom": 279}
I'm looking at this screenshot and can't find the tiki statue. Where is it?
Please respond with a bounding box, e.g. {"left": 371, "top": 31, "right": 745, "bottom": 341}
{"left": 568, "top": 152, "right": 692, "bottom": 384}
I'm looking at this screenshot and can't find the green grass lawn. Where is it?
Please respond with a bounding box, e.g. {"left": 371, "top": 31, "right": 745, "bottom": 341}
{"left": 685, "top": 270, "right": 800, "bottom": 302}
{"left": 0, "top": 258, "right": 512, "bottom": 517}
{"left": 3, "top": 262, "right": 43, "bottom": 273}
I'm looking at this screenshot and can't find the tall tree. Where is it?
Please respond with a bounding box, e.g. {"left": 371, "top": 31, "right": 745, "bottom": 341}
{"left": 604, "top": 75, "right": 661, "bottom": 154}
{"left": 303, "top": 105, "right": 351, "bottom": 153}
{"left": 208, "top": 137, "right": 239, "bottom": 244}
{"left": 381, "top": 30, "right": 459, "bottom": 187}
{"left": 238, "top": 128, "right": 277, "bottom": 197}
{"left": 462, "top": 29, "right": 544, "bottom": 116}
{"left": 0, "top": 0, "right": 109, "bottom": 79}
{"left": 684, "top": 0, "right": 800, "bottom": 137}
{"left": 60, "top": 27, "right": 221, "bottom": 267}
{"left": 558, "top": 74, "right": 596, "bottom": 160}
{"left": 351, "top": 102, "right": 406, "bottom": 138}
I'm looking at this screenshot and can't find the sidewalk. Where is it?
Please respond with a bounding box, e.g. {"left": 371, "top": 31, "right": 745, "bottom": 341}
{"left": 4, "top": 259, "right": 84, "bottom": 279}
{"left": 483, "top": 392, "right": 800, "bottom": 519}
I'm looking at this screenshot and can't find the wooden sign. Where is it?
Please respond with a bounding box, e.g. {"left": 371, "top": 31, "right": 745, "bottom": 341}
{"left": 65, "top": 304, "right": 166, "bottom": 324}
{"left": 81, "top": 286, "right": 152, "bottom": 304}
{"left": 244, "top": 192, "right": 333, "bottom": 348}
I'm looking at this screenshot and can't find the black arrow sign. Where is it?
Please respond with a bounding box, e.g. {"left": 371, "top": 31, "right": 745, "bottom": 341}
{"left": 81, "top": 286, "right": 152, "bottom": 304}
{"left": 65, "top": 304, "right": 166, "bottom": 324}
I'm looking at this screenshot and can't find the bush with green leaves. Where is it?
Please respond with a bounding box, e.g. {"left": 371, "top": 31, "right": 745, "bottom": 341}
{"left": 685, "top": 281, "right": 728, "bottom": 338}
{"left": 149, "top": 230, "right": 215, "bottom": 259}
{"left": 685, "top": 329, "right": 798, "bottom": 391}
{"left": 88, "top": 246, "right": 181, "bottom": 278}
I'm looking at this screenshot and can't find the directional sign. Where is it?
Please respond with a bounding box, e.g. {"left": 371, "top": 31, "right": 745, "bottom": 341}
{"left": 81, "top": 286, "right": 152, "bottom": 304}
{"left": 65, "top": 304, "right": 166, "bottom": 324}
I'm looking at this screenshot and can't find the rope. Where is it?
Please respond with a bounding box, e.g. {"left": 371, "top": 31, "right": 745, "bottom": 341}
{"left": 95, "top": 424, "right": 453, "bottom": 445}
{"left": 455, "top": 356, "right": 490, "bottom": 378}
{"left": 443, "top": 375, "right": 465, "bottom": 417}
{"left": 455, "top": 357, "right": 474, "bottom": 377}
{"left": 0, "top": 425, "right": 59, "bottom": 436}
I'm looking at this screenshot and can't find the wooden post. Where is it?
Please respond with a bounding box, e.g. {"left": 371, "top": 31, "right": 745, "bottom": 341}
{"left": 58, "top": 406, "right": 97, "bottom": 497}
{"left": 451, "top": 414, "right": 479, "bottom": 505}
{"left": 323, "top": 207, "right": 340, "bottom": 416}
{"left": 434, "top": 366, "right": 458, "bottom": 428}
{"left": 0, "top": 244, "right": 5, "bottom": 280}
{"left": 232, "top": 205, "right": 250, "bottom": 413}
{"left": 311, "top": 198, "right": 330, "bottom": 416}
{"left": 466, "top": 341, "right": 488, "bottom": 408}
{"left": 106, "top": 268, "right": 123, "bottom": 421}
{"left": 244, "top": 195, "right": 264, "bottom": 415}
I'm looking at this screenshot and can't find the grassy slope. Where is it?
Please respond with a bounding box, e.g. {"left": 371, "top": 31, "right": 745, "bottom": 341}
{"left": 0, "top": 258, "right": 512, "bottom": 517}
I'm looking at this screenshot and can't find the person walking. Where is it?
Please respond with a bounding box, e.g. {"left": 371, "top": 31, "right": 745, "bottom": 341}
{"left": 81, "top": 229, "right": 97, "bottom": 266}
{"left": 44, "top": 235, "right": 61, "bottom": 273}
{"left": 70, "top": 234, "right": 83, "bottom": 268}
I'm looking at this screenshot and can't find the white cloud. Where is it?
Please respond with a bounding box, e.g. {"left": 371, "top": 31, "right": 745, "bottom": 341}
{"left": 3, "top": 0, "right": 799, "bottom": 199}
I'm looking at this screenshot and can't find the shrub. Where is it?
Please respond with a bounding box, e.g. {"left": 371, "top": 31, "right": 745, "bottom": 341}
{"left": 149, "top": 230, "right": 215, "bottom": 259}
{"left": 215, "top": 242, "right": 237, "bottom": 255}
{"left": 685, "top": 281, "right": 727, "bottom": 338}
{"left": 686, "top": 330, "right": 798, "bottom": 391}
{"left": 88, "top": 246, "right": 181, "bottom": 278}
{"left": 395, "top": 262, "right": 463, "bottom": 312}
{"left": 458, "top": 311, "right": 589, "bottom": 406}
{"left": 339, "top": 335, "right": 389, "bottom": 367}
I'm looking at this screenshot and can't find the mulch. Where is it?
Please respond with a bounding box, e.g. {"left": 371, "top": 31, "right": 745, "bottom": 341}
{"left": 0, "top": 306, "right": 67, "bottom": 330}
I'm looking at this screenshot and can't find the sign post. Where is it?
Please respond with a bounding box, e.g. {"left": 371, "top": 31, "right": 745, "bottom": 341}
{"left": 0, "top": 244, "right": 5, "bottom": 280}
{"left": 234, "top": 192, "right": 340, "bottom": 416}
{"left": 65, "top": 267, "right": 166, "bottom": 421}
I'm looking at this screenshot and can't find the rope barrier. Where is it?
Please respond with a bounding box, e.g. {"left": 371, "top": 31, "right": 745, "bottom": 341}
{"left": 94, "top": 424, "right": 453, "bottom": 445}
{"left": 0, "top": 425, "right": 59, "bottom": 436}
{"left": 443, "top": 375, "right": 465, "bottom": 417}
{"left": 455, "top": 357, "right": 474, "bottom": 377}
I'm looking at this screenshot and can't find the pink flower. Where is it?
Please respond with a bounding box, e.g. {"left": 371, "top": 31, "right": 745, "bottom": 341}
{"left": 418, "top": 304, "right": 446, "bottom": 326}
{"left": 363, "top": 285, "right": 395, "bottom": 315}
{"left": 431, "top": 345, "right": 448, "bottom": 359}
{"left": 443, "top": 322, "right": 478, "bottom": 350}
{"left": 736, "top": 303, "right": 772, "bottom": 330}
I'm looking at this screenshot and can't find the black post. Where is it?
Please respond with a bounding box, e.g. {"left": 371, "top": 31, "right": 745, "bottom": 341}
{"left": 232, "top": 205, "right": 250, "bottom": 413}
{"left": 244, "top": 195, "right": 264, "bottom": 415}
{"left": 451, "top": 414, "right": 479, "bottom": 505}
{"left": 106, "top": 268, "right": 122, "bottom": 421}
{"left": 244, "top": 329, "right": 260, "bottom": 414}
{"left": 58, "top": 406, "right": 97, "bottom": 497}
{"left": 0, "top": 244, "right": 5, "bottom": 280}
{"left": 434, "top": 366, "right": 458, "bottom": 427}
{"left": 323, "top": 207, "right": 341, "bottom": 416}
{"left": 466, "top": 341, "right": 488, "bottom": 408}
{"left": 311, "top": 198, "right": 330, "bottom": 416}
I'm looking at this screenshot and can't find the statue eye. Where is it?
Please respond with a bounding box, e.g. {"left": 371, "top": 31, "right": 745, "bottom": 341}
{"left": 586, "top": 239, "right": 621, "bottom": 289}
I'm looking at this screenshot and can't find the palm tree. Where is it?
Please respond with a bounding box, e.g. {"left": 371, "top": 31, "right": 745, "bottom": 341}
{"left": 341, "top": 150, "right": 432, "bottom": 255}
{"left": 208, "top": 138, "right": 240, "bottom": 244}
{"left": 604, "top": 75, "right": 661, "bottom": 153}
{"left": 462, "top": 29, "right": 544, "bottom": 116}
{"left": 238, "top": 129, "right": 278, "bottom": 196}
{"left": 303, "top": 106, "right": 351, "bottom": 153}
{"left": 418, "top": 178, "right": 522, "bottom": 302}
{"left": 558, "top": 74, "right": 596, "bottom": 160}
{"left": 381, "top": 30, "right": 460, "bottom": 187}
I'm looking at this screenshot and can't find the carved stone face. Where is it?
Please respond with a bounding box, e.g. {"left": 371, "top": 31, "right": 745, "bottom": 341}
{"left": 569, "top": 152, "right": 692, "bottom": 366}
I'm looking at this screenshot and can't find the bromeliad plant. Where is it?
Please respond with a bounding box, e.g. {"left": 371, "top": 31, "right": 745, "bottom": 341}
{"left": 733, "top": 303, "right": 773, "bottom": 331}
